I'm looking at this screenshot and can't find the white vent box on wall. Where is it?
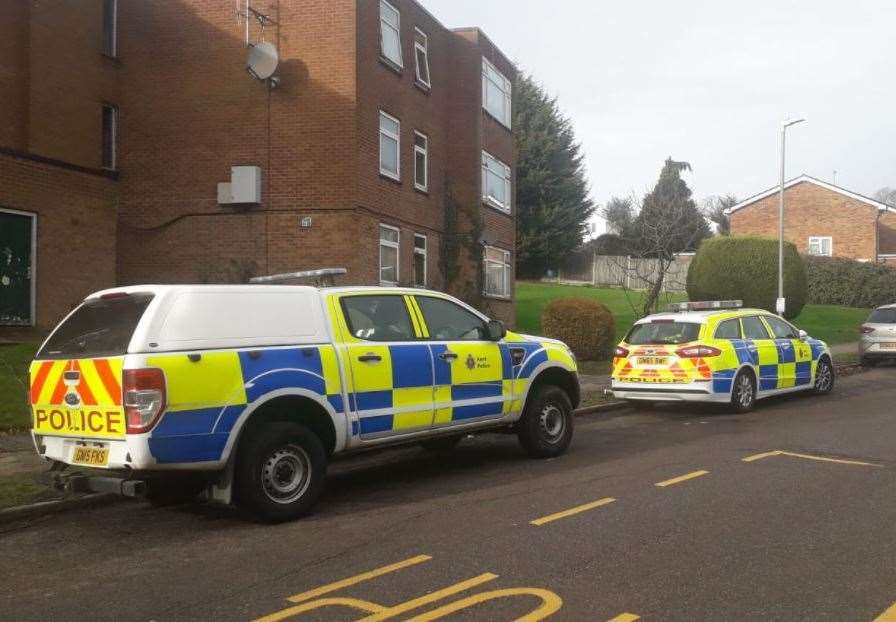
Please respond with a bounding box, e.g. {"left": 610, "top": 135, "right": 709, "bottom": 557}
{"left": 217, "top": 166, "right": 261, "bottom": 205}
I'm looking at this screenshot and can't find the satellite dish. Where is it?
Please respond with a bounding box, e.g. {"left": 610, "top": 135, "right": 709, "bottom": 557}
{"left": 247, "top": 41, "right": 279, "bottom": 80}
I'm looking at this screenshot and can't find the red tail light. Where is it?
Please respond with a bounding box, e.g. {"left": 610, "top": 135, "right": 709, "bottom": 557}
{"left": 123, "top": 368, "right": 166, "bottom": 434}
{"left": 615, "top": 346, "right": 630, "bottom": 358}
{"left": 676, "top": 345, "right": 722, "bottom": 358}
{"left": 861, "top": 325, "right": 875, "bottom": 334}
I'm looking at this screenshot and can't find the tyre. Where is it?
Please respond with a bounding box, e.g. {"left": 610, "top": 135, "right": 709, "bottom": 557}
{"left": 144, "top": 475, "right": 207, "bottom": 507}
{"left": 730, "top": 369, "right": 756, "bottom": 413}
{"left": 420, "top": 435, "right": 463, "bottom": 452}
{"left": 517, "top": 384, "right": 574, "bottom": 458}
{"left": 234, "top": 422, "right": 326, "bottom": 523}
{"left": 813, "top": 356, "right": 835, "bottom": 395}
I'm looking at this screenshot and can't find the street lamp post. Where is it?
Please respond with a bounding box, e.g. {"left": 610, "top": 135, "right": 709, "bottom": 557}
{"left": 777, "top": 117, "right": 805, "bottom": 316}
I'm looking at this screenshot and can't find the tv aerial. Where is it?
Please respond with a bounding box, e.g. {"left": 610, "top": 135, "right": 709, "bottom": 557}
{"left": 237, "top": 1, "right": 280, "bottom": 86}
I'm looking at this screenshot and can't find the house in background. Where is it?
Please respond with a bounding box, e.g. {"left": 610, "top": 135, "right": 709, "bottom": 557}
{"left": 728, "top": 175, "right": 896, "bottom": 264}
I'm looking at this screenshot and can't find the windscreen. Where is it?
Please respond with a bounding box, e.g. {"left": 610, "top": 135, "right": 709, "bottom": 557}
{"left": 868, "top": 308, "right": 896, "bottom": 324}
{"left": 625, "top": 321, "right": 701, "bottom": 345}
{"left": 36, "top": 294, "right": 153, "bottom": 360}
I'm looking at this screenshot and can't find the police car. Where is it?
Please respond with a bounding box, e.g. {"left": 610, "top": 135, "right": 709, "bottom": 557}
{"left": 610, "top": 301, "right": 834, "bottom": 412}
{"left": 29, "top": 278, "right": 579, "bottom": 522}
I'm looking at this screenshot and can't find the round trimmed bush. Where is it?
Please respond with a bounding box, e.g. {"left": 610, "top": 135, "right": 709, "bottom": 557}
{"left": 686, "top": 236, "right": 807, "bottom": 319}
{"left": 541, "top": 298, "right": 615, "bottom": 360}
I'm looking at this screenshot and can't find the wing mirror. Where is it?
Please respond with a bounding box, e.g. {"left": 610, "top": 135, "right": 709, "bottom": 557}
{"left": 486, "top": 319, "right": 506, "bottom": 341}
{"left": 798, "top": 329, "right": 808, "bottom": 341}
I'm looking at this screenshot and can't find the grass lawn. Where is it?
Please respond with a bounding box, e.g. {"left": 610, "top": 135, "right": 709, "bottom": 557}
{"left": 0, "top": 473, "right": 59, "bottom": 510}
{"left": 0, "top": 343, "right": 36, "bottom": 432}
{"left": 515, "top": 281, "right": 868, "bottom": 349}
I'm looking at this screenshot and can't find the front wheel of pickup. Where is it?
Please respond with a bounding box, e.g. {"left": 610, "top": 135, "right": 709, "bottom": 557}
{"left": 235, "top": 422, "right": 326, "bottom": 523}
{"left": 517, "top": 384, "right": 574, "bottom": 458}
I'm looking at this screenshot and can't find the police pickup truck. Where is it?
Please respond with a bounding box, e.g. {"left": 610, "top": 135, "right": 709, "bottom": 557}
{"left": 30, "top": 284, "right": 579, "bottom": 521}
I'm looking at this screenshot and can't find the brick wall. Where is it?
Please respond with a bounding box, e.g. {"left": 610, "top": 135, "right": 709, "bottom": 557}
{"left": 0, "top": 154, "right": 116, "bottom": 331}
{"left": 879, "top": 211, "right": 896, "bottom": 256}
{"left": 729, "top": 181, "right": 879, "bottom": 261}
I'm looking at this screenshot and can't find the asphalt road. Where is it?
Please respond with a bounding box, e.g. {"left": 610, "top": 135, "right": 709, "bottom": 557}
{"left": 3, "top": 368, "right": 896, "bottom": 622}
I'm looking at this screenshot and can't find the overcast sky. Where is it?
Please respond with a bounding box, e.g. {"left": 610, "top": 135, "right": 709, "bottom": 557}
{"left": 421, "top": 0, "right": 896, "bottom": 231}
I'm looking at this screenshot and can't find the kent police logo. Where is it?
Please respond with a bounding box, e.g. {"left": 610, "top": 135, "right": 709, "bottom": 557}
{"left": 465, "top": 354, "right": 476, "bottom": 370}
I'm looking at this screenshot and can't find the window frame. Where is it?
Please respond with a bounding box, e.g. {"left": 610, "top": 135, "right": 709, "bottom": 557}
{"left": 413, "top": 233, "right": 427, "bottom": 287}
{"left": 378, "top": 110, "right": 401, "bottom": 181}
{"left": 481, "top": 57, "right": 512, "bottom": 129}
{"left": 481, "top": 150, "right": 512, "bottom": 213}
{"left": 339, "top": 294, "right": 417, "bottom": 343}
{"left": 101, "top": 103, "right": 118, "bottom": 171}
{"left": 102, "top": 0, "right": 118, "bottom": 58}
{"left": 379, "top": 224, "right": 400, "bottom": 286}
{"left": 413, "top": 27, "right": 431, "bottom": 88}
{"left": 413, "top": 131, "right": 428, "bottom": 191}
{"left": 807, "top": 236, "right": 833, "bottom": 257}
{"left": 378, "top": 0, "right": 403, "bottom": 69}
{"left": 483, "top": 245, "right": 512, "bottom": 299}
{"left": 762, "top": 315, "right": 799, "bottom": 339}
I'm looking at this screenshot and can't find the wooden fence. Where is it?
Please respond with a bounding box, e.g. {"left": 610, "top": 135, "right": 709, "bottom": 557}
{"left": 549, "top": 253, "right": 694, "bottom": 292}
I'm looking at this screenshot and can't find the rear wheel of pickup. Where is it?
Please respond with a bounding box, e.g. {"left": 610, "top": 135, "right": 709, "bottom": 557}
{"left": 517, "top": 384, "right": 574, "bottom": 458}
{"left": 235, "top": 422, "right": 326, "bottom": 523}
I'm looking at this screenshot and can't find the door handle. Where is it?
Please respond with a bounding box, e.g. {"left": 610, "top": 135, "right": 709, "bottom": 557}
{"left": 357, "top": 353, "right": 382, "bottom": 363}
{"left": 439, "top": 351, "right": 458, "bottom": 361}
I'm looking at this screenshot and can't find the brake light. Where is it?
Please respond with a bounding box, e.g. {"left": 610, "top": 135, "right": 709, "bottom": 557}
{"left": 123, "top": 368, "right": 166, "bottom": 434}
{"left": 861, "top": 325, "right": 875, "bottom": 334}
{"left": 615, "top": 346, "right": 630, "bottom": 358}
{"left": 676, "top": 345, "right": 722, "bottom": 358}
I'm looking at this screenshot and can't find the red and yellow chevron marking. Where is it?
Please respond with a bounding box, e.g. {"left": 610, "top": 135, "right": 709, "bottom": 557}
{"left": 612, "top": 345, "right": 721, "bottom": 384}
{"left": 30, "top": 358, "right": 123, "bottom": 407}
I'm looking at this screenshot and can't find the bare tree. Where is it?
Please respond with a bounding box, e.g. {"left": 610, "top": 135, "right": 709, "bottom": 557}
{"left": 701, "top": 194, "right": 738, "bottom": 235}
{"left": 874, "top": 187, "right": 896, "bottom": 207}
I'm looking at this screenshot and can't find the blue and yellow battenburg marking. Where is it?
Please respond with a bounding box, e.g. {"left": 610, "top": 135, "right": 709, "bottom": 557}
{"left": 143, "top": 335, "right": 573, "bottom": 463}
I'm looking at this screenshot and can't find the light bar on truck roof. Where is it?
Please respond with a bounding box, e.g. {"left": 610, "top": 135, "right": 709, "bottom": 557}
{"left": 667, "top": 300, "right": 743, "bottom": 312}
{"left": 249, "top": 268, "right": 347, "bottom": 287}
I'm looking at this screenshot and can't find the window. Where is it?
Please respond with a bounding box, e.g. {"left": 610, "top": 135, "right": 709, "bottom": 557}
{"left": 481, "top": 151, "right": 511, "bottom": 212}
{"left": 414, "top": 131, "right": 428, "bottom": 191}
{"left": 482, "top": 57, "right": 512, "bottom": 128}
{"left": 414, "top": 28, "right": 430, "bottom": 87}
{"left": 764, "top": 316, "right": 799, "bottom": 339}
{"left": 0, "top": 209, "right": 36, "bottom": 326}
{"left": 102, "top": 0, "right": 117, "bottom": 57}
{"left": 808, "top": 236, "right": 832, "bottom": 256}
{"left": 413, "top": 234, "right": 427, "bottom": 287}
{"left": 102, "top": 104, "right": 118, "bottom": 170}
{"left": 379, "top": 111, "right": 400, "bottom": 180}
{"left": 741, "top": 316, "right": 771, "bottom": 340}
{"left": 379, "top": 225, "right": 400, "bottom": 285}
{"left": 625, "top": 322, "right": 701, "bottom": 345}
{"left": 484, "top": 246, "right": 511, "bottom": 298}
{"left": 416, "top": 296, "right": 487, "bottom": 341}
{"left": 341, "top": 295, "right": 414, "bottom": 342}
{"left": 715, "top": 318, "right": 742, "bottom": 340}
{"left": 868, "top": 308, "right": 896, "bottom": 324}
{"left": 379, "top": 0, "right": 402, "bottom": 68}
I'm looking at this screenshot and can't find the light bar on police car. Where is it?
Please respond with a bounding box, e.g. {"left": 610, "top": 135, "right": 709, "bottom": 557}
{"left": 667, "top": 300, "right": 743, "bottom": 312}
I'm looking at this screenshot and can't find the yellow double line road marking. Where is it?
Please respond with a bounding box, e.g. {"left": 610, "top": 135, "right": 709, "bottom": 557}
{"left": 530, "top": 497, "right": 616, "bottom": 526}
{"left": 875, "top": 601, "right": 896, "bottom": 621}
{"left": 654, "top": 470, "right": 709, "bottom": 487}
{"left": 742, "top": 450, "right": 882, "bottom": 468}
{"left": 607, "top": 613, "right": 640, "bottom": 622}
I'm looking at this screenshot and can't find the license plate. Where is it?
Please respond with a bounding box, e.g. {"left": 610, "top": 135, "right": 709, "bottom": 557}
{"left": 880, "top": 343, "right": 896, "bottom": 350}
{"left": 72, "top": 446, "right": 109, "bottom": 466}
{"left": 637, "top": 356, "right": 668, "bottom": 366}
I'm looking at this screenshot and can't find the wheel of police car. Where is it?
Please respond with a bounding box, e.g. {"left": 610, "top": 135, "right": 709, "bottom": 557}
{"left": 730, "top": 369, "right": 756, "bottom": 413}
{"left": 235, "top": 422, "right": 326, "bottom": 523}
{"left": 813, "top": 356, "right": 835, "bottom": 395}
{"left": 517, "top": 384, "right": 573, "bottom": 458}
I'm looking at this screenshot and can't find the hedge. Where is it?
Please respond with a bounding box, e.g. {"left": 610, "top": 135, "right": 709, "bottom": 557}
{"left": 805, "top": 255, "right": 896, "bottom": 308}
{"left": 541, "top": 297, "right": 615, "bottom": 361}
{"left": 686, "top": 236, "right": 807, "bottom": 319}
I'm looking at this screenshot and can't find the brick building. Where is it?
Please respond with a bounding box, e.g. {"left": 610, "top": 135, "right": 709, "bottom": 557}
{"left": 728, "top": 175, "right": 896, "bottom": 264}
{"left": 0, "top": 0, "right": 517, "bottom": 334}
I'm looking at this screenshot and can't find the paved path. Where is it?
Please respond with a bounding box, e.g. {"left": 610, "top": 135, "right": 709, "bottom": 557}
{"left": 2, "top": 368, "right": 896, "bottom": 620}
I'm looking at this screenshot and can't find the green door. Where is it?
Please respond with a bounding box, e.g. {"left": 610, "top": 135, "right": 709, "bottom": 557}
{"left": 0, "top": 211, "right": 34, "bottom": 325}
